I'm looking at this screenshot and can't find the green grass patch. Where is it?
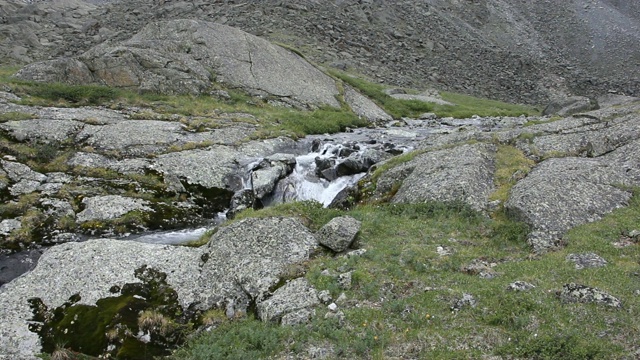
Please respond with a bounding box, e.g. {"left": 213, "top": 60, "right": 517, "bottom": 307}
{"left": 329, "top": 69, "right": 539, "bottom": 119}
{"left": 490, "top": 145, "right": 535, "bottom": 202}
{"left": 0, "top": 111, "right": 36, "bottom": 122}
{"left": 437, "top": 91, "right": 539, "bottom": 118}
{"left": 174, "top": 195, "right": 639, "bottom": 358}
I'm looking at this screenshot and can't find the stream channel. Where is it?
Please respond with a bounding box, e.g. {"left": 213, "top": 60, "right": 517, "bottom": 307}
{"left": 0, "top": 116, "right": 518, "bottom": 286}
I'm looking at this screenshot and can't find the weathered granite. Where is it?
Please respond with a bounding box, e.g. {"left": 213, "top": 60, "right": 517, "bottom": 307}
{"left": 257, "top": 278, "right": 319, "bottom": 324}
{"left": 75, "top": 195, "right": 152, "bottom": 223}
{"left": 316, "top": 216, "right": 361, "bottom": 252}
{"left": 391, "top": 143, "right": 496, "bottom": 212}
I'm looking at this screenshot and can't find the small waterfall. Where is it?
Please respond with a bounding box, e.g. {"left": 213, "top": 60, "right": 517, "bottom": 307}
{"left": 263, "top": 142, "right": 368, "bottom": 207}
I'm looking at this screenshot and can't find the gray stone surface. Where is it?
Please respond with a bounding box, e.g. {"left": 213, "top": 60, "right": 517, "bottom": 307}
{"left": 0, "top": 239, "right": 200, "bottom": 359}
{"left": 566, "top": 253, "right": 608, "bottom": 269}
{"left": 0, "top": 119, "right": 85, "bottom": 143}
{"left": 558, "top": 283, "right": 622, "bottom": 308}
{"left": 0, "top": 216, "right": 321, "bottom": 357}
{"left": 543, "top": 96, "right": 596, "bottom": 116}
{"left": 151, "top": 146, "right": 239, "bottom": 190}
{"left": 316, "top": 216, "right": 361, "bottom": 252}
{"left": 506, "top": 157, "right": 634, "bottom": 252}
{"left": 391, "top": 143, "right": 496, "bottom": 212}
{"left": 507, "top": 281, "right": 536, "bottom": 292}
{"left": 16, "top": 19, "right": 342, "bottom": 109}
{"left": 76, "top": 195, "right": 152, "bottom": 222}
{"left": 257, "top": 278, "right": 319, "bottom": 323}
{"left": 199, "top": 217, "right": 318, "bottom": 311}
{"left": 251, "top": 154, "right": 296, "bottom": 199}
{"left": 344, "top": 85, "right": 392, "bottom": 122}
{"left": 0, "top": 219, "right": 21, "bottom": 237}
{"left": 67, "top": 152, "right": 150, "bottom": 174}
{"left": 1, "top": 160, "right": 47, "bottom": 183}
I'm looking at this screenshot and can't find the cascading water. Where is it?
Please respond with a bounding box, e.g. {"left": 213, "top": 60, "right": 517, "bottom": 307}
{"left": 263, "top": 143, "right": 367, "bottom": 207}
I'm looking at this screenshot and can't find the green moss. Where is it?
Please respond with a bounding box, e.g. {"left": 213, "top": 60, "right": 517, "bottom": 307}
{"left": 31, "top": 266, "right": 194, "bottom": 359}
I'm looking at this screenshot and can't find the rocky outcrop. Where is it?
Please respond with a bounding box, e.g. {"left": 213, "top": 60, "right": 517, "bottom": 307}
{"left": 15, "top": 19, "right": 342, "bottom": 109}
{"left": 505, "top": 153, "right": 637, "bottom": 252}
{"left": 75, "top": 195, "right": 152, "bottom": 223}
{"left": 542, "top": 96, "right": 597, "bottom": 117}
{"left": 198, "top": 217, "right": 318, "bottom": 313}
{"left": 558, "top": 283, "right": 622, "bottom": 308}
{"left": 257, "top": 278, "right": 319, "bottom": 324}
{"left": 389, "top": 144, "right": 496, "bottom": 212}
{"left": 0, "top": 216, "right": 321, "bottom": 358}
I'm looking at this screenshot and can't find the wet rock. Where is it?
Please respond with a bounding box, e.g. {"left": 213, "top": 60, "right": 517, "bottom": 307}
{"left": 566, "top": 253, "right": 607, "bottom": 269}
{"left": 507, "top": 281, "right": 536, "bottom": 292}
{"left": 75, "top": 195, "right": 152, "bottom": 223}
{"left": 543, "top": 96, "right": 597, "bottom": 116}
{"left": 251, "top": 154, "right": 296, "bottom": 199}
{"left": 316, "top": 216, "right": 361, "bottom": 252}
{"left": 558, "top": 283, "right": 622, "bottom": 308}
{"left": 199, "top": 217, "right": 318, "bottom": 311}
{"left": 227, "top": 189, "right": 256, "bottom": 219}
{"left": 0, "top": 249, "right": 43, "bottom": 287}
{"left": 257, "top": 278, "right": 319, "bottom": 324}
{"left": 335, "top": 148, "right": 391, "bottom": 177}
{"left": 451, "top": 293, "right": 477, "bottom": 311}
{"left": 391, "top": 143, "right": 496, "bottom": 212}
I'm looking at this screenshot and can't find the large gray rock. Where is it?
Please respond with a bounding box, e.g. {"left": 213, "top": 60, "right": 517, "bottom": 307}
{"left": 506, "top": 157, "right": 634, "bottom": 251}
{"left": 257, "top": 278, "right": 319, "bottom": 324}
{"left": 0, "top": 239, "right": 201, "bottom": 360}
{"left": 75, "top": 195, "right": 152, "bottom": 223}
{"left": 390, "top": 143, "right": 496, "bottom": 212}
{"left": 250, "top": 154, "right": 296, "bottom": 199}
{"left": 151, "top": 146, "right": 239, "bottom": 190}
{"left": 0, "top": 216, "right": 321, "bottom": 358}
{"left": 558, "top": 283, "right": 622, "bottom": 308}
{"left": 199, "top": 217, "right": 318, "bottom": 312}
{"left": 0, "top": 119, "right": 85, "bottom": 143}
{"left": 16, "top": 19, "right": 342, "bottom": 109}
{"left": 316, "top": 216, "right": 361, "bottom": 252}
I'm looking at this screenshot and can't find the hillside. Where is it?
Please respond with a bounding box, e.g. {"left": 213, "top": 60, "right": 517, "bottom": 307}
{"left": 1, "top": 0, "right": 640, "bottom": 104}
{"left": 0, "top": 1, "right": 640, "bottom": 359}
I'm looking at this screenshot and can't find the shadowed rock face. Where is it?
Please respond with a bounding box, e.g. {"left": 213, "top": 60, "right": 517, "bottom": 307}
{"left": 15, "top": 19, "right": 342, "bottom": 109}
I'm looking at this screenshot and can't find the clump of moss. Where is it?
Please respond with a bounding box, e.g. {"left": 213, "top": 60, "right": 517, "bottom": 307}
{"left": 29, "top": 266, "right": 196, "bottom": 358}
